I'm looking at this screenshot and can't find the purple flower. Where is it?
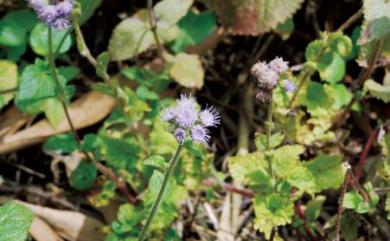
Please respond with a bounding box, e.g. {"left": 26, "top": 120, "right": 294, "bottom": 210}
{"left": 251, "top": 61, "right": 278, "bottom": 90}
{"left": 161, "top": 107, "right": 177, "bottom": 122}
{"left": 29, "top": 0, "right": 75, "bottom": 30}
{"left": 284, "top": 79, "right": 297, "bottom": 93}
{"left": 269, "top": 57, "right": 289, "bottom": 74}
{"left": 255, "top": 89, "right": 272, "bottom": 103}
{"left": 199, "top": 107, "right": 220, "bottom": 127}
{"left": 174, "top": 128, "right": 186, "bottom": 143}
{"left": 175, "top": 95, "right": 198, "bottom": 128}
{"left": 191, "top": 125, "right": 210, "bottom": 144}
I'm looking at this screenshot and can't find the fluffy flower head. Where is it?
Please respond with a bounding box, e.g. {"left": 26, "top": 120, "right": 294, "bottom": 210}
{"left": 284, "top": 79, "right": 297, "bottom": 93}
{"left": 199, "top": 107, "right": 220, "bottom": 127}
{"left": 191, "top": 125, "right": 210, "bottom": 144}
{"left": 29, "top": 0, "right": 75, "bottom": 30}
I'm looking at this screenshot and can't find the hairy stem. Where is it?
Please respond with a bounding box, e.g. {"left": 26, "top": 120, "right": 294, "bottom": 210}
{"left": 266, "top": 96, "right": 275, "bottom": 180}
{"left": 147, "top": 0, "right": 164, "bottom": 57}
{"left": 138, "top": 144, "right": 183, "bottom": 241}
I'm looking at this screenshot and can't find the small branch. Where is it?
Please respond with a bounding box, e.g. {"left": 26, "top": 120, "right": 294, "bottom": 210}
{"left": 334, "top": 169, "right": 351, "bottom": 241}
{"left": 201, "top": 178, "right": 254, "bottom": 198}
{"left": 295, "top": 202, "right": 317, "bottom": 241}
{"left": 337, "top": 7, "right": 364, "bottom": 32}
{"left": 354, "top": 128, "right": 379, "bottom": 180}
{"left": 147, "top": 0, "right": 164, "bottom": 56}
{"left": 269, "top": 228, "right": 277, "bottom": 241}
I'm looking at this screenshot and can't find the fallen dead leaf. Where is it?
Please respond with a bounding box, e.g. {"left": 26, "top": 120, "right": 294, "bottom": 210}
{"left": 17, "top": 200, "right": 105, "bottom": 241}
{"left": 0, "top": 91, "right": 116, "bottom": 155}
{"left": 30, "top": 217, "right": 63, "bottom": 241}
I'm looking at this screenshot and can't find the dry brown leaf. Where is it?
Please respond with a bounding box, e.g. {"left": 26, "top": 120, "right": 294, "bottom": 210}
{"left": 30, "top": 217, "right": 63, "bottom": 241}
{"left": 17, "top": 201, "right": 105, "bottom": 241}
{"left": 0, "top": 91, "right": 116, "bottom": 155}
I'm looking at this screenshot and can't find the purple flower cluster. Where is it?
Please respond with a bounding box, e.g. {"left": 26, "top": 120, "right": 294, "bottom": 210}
{"left": 29, "top": 0, "right": 75, "bottom": 30}
{"left": 161, "top": 95, "right": 220, "bottom": 144}
{"left": 251, "top": 57, "right": 295, "bottom": 102}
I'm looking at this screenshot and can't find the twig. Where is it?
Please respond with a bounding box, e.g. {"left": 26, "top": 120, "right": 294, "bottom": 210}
{"left": 335, "top": 169, "right": 351, "bottom": 241}
{"left": 269, "top": 228, "right": 277, "bottom": 241}
{"left": 147, "top": 0, "right": 164, "bottom": 56}
{"left": 337, "top": 7, "right": 364, "bottom": 32}
{"left": 201, "top": 178, "right": 254, "bottom": 198}
{"left": 354, "top": 128, "right": 379, "bottom": 181}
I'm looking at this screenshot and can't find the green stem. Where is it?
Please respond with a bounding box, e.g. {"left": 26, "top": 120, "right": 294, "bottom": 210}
{"left": 138, "top": 144, "right": 183, "bottom": 241}
{"left": 265, "top": 96, "right": 275, "bottom": 180}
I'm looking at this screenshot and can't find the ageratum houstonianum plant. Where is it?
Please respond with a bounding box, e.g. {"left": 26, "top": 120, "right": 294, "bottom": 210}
{"left": 29, "top": 0, "right": 75, "bottom": 30}
{"left": 138, "top": 94, "right": 219, "bottom": 241}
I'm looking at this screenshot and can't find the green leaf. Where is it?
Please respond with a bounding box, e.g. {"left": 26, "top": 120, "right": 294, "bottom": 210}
{"left": 0, "top": 202, "right": 34, "bottom": 241}
{"left": 5, "top": 44, "right": 27, "bottom": 61}
{"left": 359, "top": 0, "right": 390, "bottom": 44}
{"left": 0, "top": 60, "right": 17, "bottom": 109}
{"left": 305, "top": 155, "right": 345, "bottom": 192}
{"left": 69, "top": 161, "right": 97, "bottom": 191}
{"left": 305, "top": 196, "right": 326, "bottom": 222}
{"left": 15, "top": 59, "right": 68, "bottom": 127}
{"left": 364, "top": 79, "right": 390, "bottom": 103}
{"left": 90, "top": 181, "right": 116, "bottom": 207}
{"left": 154, "top": 0, "right": 194, "bottom": 29}
{"left": 330, "top": 35, "right": 353, "bottom": 59}
{"left": 274, "top": 18, "right": 295, "bottom": 40}
{"left": 253, "top": 193, "right": 294, "bottom": 237}
{"left": 78, "top": 0, "right": 102, "bottom": 24}
{"left": 255, "top": 132, "right": 285, "bottom": 151}
{"left": 96, "top": 52, "right": 110, "bottom": 79}
{"left": 318, "top": 51, "right": 346, "bottom": 83}
{"left": 305, "top": 40, "right": 326, "bottom": 62}
{"left": 216, "top": 0, "right": 304, "bottom": 35}
{"left": 341, "top": 211, "right": 361, "bottom": 241}
{"left": 167, "top": 53, "right": 204, "bottom": 88}
{"left": 108, "top": 17, "right": 154, "bottom": 61}
{"left": 144, "top": 155, "right": 167, "bottom": 172}
{"left": 29, "top": 23, "right": 72, "bottom": 56}
{"left": 44, "top": 134, "right": 77, "bottom": 154}
{"left": 329, "top": 83, "right": 353, "bottom": 109}
{"left": 59, "top": 66, "right": 80, "bottom": 81}
{"left": 100, "top": 136, "right": 140, "bottom": 171}
{"left": 136, "top": 86, "right": 159, "bottom": 100}
{"left": 300, "top": 81, "right": 333, "bottom": 112}
{"left": 0, "top": 18, "right": 25, "bottom": 47}
{"left": 171, "top": 10, "right": 216, "bottom": 52}
{"left": 3, "top": 9, "right": 38, "bottom": 32}
{"left": 228, "top": 152, "right": 270, "bottom": 186}
{"left": 343, "top": 182, "right": 379, "bottom": 214}
{"left": 272, "top": 145, "right": 304, "bottom": 177}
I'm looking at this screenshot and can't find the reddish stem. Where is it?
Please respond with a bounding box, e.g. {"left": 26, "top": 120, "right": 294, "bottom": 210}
{"left": 354, "top": 128, "right": 379, "bottom": 180}
{"left": 295, "top": 202, "right": 318, "bottom": 241}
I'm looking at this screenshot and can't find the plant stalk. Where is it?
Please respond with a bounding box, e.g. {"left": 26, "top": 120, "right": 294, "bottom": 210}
{"left": 138, "top": 144, "right": 183, "bottom": 241}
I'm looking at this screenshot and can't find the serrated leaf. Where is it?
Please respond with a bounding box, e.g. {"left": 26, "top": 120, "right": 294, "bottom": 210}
{"left": 100, "top": 136, "right": 140, "bottom": 171}
{"left": 44, "top": 134, "right": 77, "bottom": 154}
{"left": 272, "top": 145, "right": 304, "bottom": 177}
{"left": 144, "top": 155, "right": 167, "bottom": 172}
{"left": 29, "top": 23, "right": 72, "bottom": 56}
{"left": 329, "top": 83, "right": 353, "bottom": 109}
{"left": 305, "top": 155, "right": 345, "bottom": 192}
{"left": 305, "top": 40, "right": 326, "bottom": 62}
{"left": 300, "top": 81, "right": 333, "bottom": 113}
{"left": 331, "top": 34, "right": 353, "bottom": 58}
{"left": 167, "top": 53, "right": 204, "bottom": 88}
{"left": 364, "top": 79, "right": 390, "bottom": 103}
{"left": 216, "top": 0, "right": 304, "bottom": 35}
{"left": 3, "top": 9, "right": 38, "bottom": 32}
{"left": 228, "top": 152, "right": 269, "bottom": 186}
{"left": 154, "top": 0, "right": 194, "bottom": 29}
{"left": 359, "top": 0, "right": 390, "bottom": 44}
{"left": 0, "top": 60, "right": 17, "bottom": 109}
{"left": 0, "top": 202, "right": 34, "bottom": 241}
{"left": 69, "top": 161, "right": 97, "bottom": 191}
{"left": 255, "top": 132, "right": 285, "bottom": 151}
{"left": 253, "top": 193, "right": 294, "bottom": 237}
{"left": 96, "top": 52, "right": 109, "bottom": 79}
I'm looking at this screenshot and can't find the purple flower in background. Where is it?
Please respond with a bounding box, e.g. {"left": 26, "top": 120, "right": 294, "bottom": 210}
{"left": 269, "top": 57, "right": 289, "bottom": 74}
{"left": 161, "top": 94, "right": 220, "bottom": 145}
{"left": 174, "top": 128, "right": 186, "bottom": 144}
{"left": 284, "top": 79, "right": 297, "bottom": 93}
{"left": 191, "top": 125, "right": 210, "bottom": 144}
{"left": 251, "top": 57, "right": 290, "bottom": 102}
{"left": 29, "top": 0, "right": 75, "bottom": 30}
{"left": 199, "top": 107, "right": 220, "bottom": 127}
